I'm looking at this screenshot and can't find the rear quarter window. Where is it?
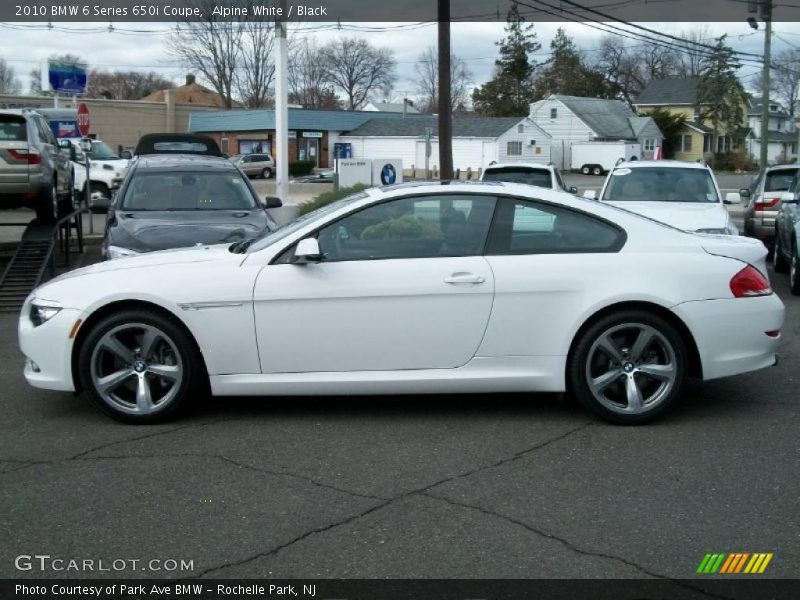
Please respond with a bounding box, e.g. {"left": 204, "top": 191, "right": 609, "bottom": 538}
{"left": 0, "top": 116, "right": 27, "bottom": 141}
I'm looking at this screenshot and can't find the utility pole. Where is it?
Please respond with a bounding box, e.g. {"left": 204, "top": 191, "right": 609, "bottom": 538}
{"left": 275, "top": 9, "right": 289, "bottom": 204}
{"left": 751, "top": 0, "right": 773, "bottom": 167}
{"left": 437, "top": 0, "right": 453, "bottom": 181}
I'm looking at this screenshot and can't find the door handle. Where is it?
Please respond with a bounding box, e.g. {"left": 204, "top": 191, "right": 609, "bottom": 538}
{"left": 444, "top": 272, "right": 486, "bottom": 284}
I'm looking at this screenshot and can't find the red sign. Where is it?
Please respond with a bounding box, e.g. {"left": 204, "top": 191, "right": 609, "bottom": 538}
{"left": 77, "top": 103, "right": 90, "bottom": 137}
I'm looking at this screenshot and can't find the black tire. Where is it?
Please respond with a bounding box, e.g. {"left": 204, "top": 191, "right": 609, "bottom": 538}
{"left": 790, "top": 242, "right": 800, "bottom": 296}
{"left": 592, "top": 166, "right": 603, "bottom": 176}
{"left": 774, "top": 231, "right": 789, "bottom": 273}
{"left": 78, "top": 309, "right": 205, "bottom": 424}
{"left": 581, "top": 165, "right": 590, "bottom": 175}
{"left": 568, "top": 310, "right": 687, "bottom": 425}
{"left": 261, "top": 167, "right": 272, "bottom": 179}
{"left": 34, "top": 180, "right": 58, "bottom": 224}
{"left": 57, "top": 179, "right": 75, "bottom": 217}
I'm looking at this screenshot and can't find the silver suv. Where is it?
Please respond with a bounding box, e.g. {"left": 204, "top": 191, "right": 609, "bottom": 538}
{"left": 232, "top": 153, "right": 275, "bottom": 179}
{"left": 0, "top": 109, "right": 72, "bottom": 223}
{"left": 739, "top": 164, "right": 799, "bottom": 256}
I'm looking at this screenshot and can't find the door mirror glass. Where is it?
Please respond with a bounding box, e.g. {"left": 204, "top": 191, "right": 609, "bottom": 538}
{"left": 724, "top": 192, "right": 741, "bottom": 205}
{"left": 568, "top": 186, "right": 578, "bottom": 194}
{"left": 263, "top": 196, "right": 283, "bottom": 209}
{"left": 58, "top": 139, "right": 72, "bottom": 150}
{"left": 294, "top": 237, "right": 322, "bottom": 263}
{"left": 739, "top": 188, "right": 751, "bottom": 198}
{"left": 119, "top": 150, "right": 132, "bottom": 160}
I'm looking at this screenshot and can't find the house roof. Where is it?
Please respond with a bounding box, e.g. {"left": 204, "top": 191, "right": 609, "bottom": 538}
{"left": 684, "top": 121, "right": 714, "bottom": 134}
{"left": 141, "top": 82, "right": 236, "bottom": 108}
{"left": 188, "top": 108, "right": 426, "bottom": 133}
{"left": 635, "top": 77, "right": 700, "bottom": 106}
{"left": 749, "top": 97, "right": 790, "bottom": 118}
{"left": 550, "top": 95, "right": 641, "bottom": 139}
{"left": 759, "top": 130, "right": 798, "bottom": 143}
{"left": 365, "top": 101, "right": 420, "bottom": 114}
{"left": 627, "top": 116, "right": 653, "bottom": 137}
{"left": 344, "top": 116, "right": 534, "bottom": 138}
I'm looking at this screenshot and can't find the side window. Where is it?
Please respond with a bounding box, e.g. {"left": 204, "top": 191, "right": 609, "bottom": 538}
{"left": 554, "top": 169, "right": 566, "bottom": 191}
{"left": 315, "top": 194, "right": 497, "bottom": 262}
{"left": 35, "top": 118, "right": 52, "bottom": 145}
{"left": 487, "top": 198, "right": 624, "bottom": 255}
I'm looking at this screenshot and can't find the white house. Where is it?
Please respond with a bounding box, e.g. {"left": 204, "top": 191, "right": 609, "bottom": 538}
{"left": 340, "top": 116, "right": 552, "bottom": 175}
{"left": 529, "top": 94, "right": 664, "bottom": 170}
{"left": 746, "top": 97, "right": 798, "bottom": 164}
{"left": 362, "top": 101, "right": 421, "bottom": 114}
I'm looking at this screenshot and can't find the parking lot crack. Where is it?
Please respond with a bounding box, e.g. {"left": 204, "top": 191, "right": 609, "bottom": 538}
{"left": 420, "top": 492, "right": 734, "bottom": 599}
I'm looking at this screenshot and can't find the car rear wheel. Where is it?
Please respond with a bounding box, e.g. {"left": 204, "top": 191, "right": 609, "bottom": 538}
{"left": 79, "top": 310, "right": 204, "bottom": 424}
{"left": 261, "top": 167, "right": 272, "bottom": 179}
{"left": 34, "top": 180, "right": 58, "bottom": 224}
{"left": 568, "top": 311, "right": 687, "bottom": 424}
{"left": 790, "top": 243, "right": 800, "bottom": 296}
{"left": 774, "top": 232, "right": 789, "bottom": 273}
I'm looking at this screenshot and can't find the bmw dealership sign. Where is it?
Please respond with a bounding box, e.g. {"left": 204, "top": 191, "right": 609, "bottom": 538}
{"left": 46, "top": 59, "right": 88, "bottom": 94}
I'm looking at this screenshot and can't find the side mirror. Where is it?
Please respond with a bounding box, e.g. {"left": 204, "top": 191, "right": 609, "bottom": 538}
{"left": 724, "top": 192, "right": 741, "bottom": 205}
{"left": 568, "top": 186, "right": 578, "bottom": 194}
{"left": 294, "top": 237, "right": 321, "bottom": 263}
{"left": 79, "top": 138, "right": 92, "bottom": 153}
{"left": 58, "top": 139, "right": 72, "bottom": 150}
{"left": 780, "top": 191, "right": 798, "bottom": 204}
{"left": 263, "top": 196, "right": 283, "bottom": 209}
{"left": 583, "top": 190, "right": 597, "bottom": 200}
{"left": 739, "top": 188, "right": 751, "bottom": 198}
{"left": 119, "top": 150, "right": 132, "bottom": 160}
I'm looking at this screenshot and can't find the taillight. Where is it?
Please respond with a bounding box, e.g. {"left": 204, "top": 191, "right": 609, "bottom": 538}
{"left": 753, "top": 195, "right": 780, "bottom": 211}
{"left": 8, "top": 148, "right": 42, "bottom": 165}
{"left": 730, "top": 265, "right": 772, "bottom": 297}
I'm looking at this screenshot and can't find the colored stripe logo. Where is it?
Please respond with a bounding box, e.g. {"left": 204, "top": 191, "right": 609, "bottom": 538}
{"left": 697, "top": 553, "right": 773, "bottom": 574}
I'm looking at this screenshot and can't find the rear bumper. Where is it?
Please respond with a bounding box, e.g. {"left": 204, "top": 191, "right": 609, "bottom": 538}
{"left": 673, "top": 294, "right": 784, "bottom": 381}
{"left": 745, "top": 215, "right": 776, "bottom": 243}
{"left": 0, "top": 176, "right": 47, "bottom": 208}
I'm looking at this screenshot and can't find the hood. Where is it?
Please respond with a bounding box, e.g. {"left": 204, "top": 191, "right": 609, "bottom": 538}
{"left": 603, "top": 201, "right": 730, "bottom": 232}
{"left": 90, "top": 158, "right": 129, "bottom": 175}
{"left": 107, "top": 209, "right": 270, "bottom": 252}
{"left": 43, "top": 244, "right": 236, "bottom": 286}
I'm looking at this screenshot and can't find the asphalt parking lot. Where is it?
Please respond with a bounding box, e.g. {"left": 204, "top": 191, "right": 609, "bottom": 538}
{"left": 1, "top": 248, "right": 798, "bottom": 582}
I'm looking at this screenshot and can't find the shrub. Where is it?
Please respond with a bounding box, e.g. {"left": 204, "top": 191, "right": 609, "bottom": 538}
{"left": 713, "top": 151, "right": 757, "bottom": 172}
{"left": 361, "top": 215, "right": 441, "bottom": 240}
{"left": 289, "top": 160, "right": 316, "bottom": 176}
{"left": 299, "top": 183, "right": 369, "bottom": 215}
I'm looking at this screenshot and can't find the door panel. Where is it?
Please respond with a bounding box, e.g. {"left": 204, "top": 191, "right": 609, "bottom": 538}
{"left": 253, "top": 257, "right": 495, "bottom": 373}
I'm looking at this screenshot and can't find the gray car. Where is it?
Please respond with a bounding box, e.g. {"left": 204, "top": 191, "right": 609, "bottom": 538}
{"left": 740, "top": 164, "right": 799, "bottom": 255}
{"left": 0, "top": 109, "right": 72, "bottom": 223}
{"left": 774, "top": 170, "right": 800, "bottom": 295}
{"left": 233, "top": 153, "right": 275, "bottom": 179}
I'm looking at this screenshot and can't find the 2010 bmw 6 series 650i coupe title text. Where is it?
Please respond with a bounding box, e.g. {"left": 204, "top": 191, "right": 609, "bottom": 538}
{"left": 19, "top": 182, "right": 784, "bottom": 425}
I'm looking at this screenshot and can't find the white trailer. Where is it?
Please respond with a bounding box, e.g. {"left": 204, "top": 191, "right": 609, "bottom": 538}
{"left": 570, "top": 141, "right": 641, "bottom": 175}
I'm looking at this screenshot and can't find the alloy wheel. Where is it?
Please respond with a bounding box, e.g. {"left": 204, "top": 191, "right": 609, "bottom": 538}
{"left": 584, "top": 322, "right": 678, "bottom": 415}
{"left": 89, "top": 323, "right": 183, "bottom": 415}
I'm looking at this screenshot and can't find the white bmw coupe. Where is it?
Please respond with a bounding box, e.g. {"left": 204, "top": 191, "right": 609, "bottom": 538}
{"left": 19, "top": 182, "right": 784, "bottom": 424}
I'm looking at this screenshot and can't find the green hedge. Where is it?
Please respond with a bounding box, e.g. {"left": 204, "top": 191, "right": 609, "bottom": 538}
{"left": 289, "top": 160, "right": 316, "bottom": 176}
{"left": 299, "top": 183, "right": 369, "bottom": 215}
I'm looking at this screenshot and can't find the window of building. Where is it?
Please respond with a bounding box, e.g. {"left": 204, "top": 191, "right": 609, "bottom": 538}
{"left": 703, "top": 135, "right": 712, "bottom": 153}
{"left": 717, "top": 136, "right": 730, "bottom": 153}
{"left": 679, "top": 135, "right": 692, "bottom": 153}
{"left": 550, "top": 108, "right": 558, "bottom": 119}
{"left": 644, "top": 138, "right": 656, "bottom": 152}
{"left": 517, "top": 124, "right": 524, "bottom": 133}
{"left": 507, "top": 141, "right": 523, "bottom": 156}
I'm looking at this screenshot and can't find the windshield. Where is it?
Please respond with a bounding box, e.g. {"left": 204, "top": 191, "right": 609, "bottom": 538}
{"left": 246, "top": 191, "right": 369, "bottom": 253}
{"left": 602, "top": 167, "right": 720, "bottom": 203}
{"left": 120, "top": 171, "right": 259, "bottom": 211}
{"left": 87, "top": 141, "right": 120, "bottom": 160}
{"left": 764, "top": 169, "right": 798, "bottom": 192}
{"left": 483, "top": 167, "right": 552, "bottom": 188}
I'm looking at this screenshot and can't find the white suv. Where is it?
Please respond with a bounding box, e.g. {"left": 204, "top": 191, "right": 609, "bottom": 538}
{"left": 586, "top": 160, "right": 739, "bottom": 235}
{"left": 481, "top": 162, "right": 578, "bottom": 194}
{"left": 61, "top": 138, "right": 129, "bottom": 212}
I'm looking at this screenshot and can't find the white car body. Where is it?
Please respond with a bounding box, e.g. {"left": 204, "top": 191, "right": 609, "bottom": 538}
{"left": 594, "top": 160, "right": 739, "bottom": 235}
{"left": 61, "top": 138, "right": 128, "bottom": 197}
{"left": 480, "top": 162, "right": 575, "bottom": 193}
{"left": 19, "top": 182, "right": 783, "bottom": 423}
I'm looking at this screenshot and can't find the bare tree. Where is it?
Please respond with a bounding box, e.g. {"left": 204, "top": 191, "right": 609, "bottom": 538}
{"left": 167, "top": 0, "right": 243, "bottom": 109}
{"left": 0, "top": 59, "right": 21, "bottom": 95}
{"left": 236, "top": 19, "right": 275, "bottom": 108}
{"left": 288, "top": 37, "right": 341, "bottom": 109}
{"left": 320, "top": 37, "right": 396, "bottom": 110}
{"left": 641, "top": 44, "right": 680, "bottom": 81}
{"left": 752, "top": 48, "right": 800, "bottom": 119}
{"left": 413, "top": 46, "right": 473, "bottom": 113}
{"left": 87, "top": 70, "right": 173, "bottom": 100}
{"left": 597, "top": 36, "right": 643, "bottom": 106}
{"left": 675, "top": 26, "right": 712, "bottom": 78}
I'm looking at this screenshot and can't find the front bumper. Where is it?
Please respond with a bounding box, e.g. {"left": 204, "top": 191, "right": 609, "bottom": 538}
{"left": 18, "top": 300, "right": 82, "bottom": 392}
{"left": 673, "top": 294, "right": 784, "bottom": 381}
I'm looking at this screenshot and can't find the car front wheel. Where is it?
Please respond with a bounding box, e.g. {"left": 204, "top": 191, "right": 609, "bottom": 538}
{"left": 78, "top": 310, "right": 204, "bottom": 424}
{"left": 568, "top": 311, "right": 687, "bottom": 424}
{"left": 774, "top": 232, "right": 789, "bottom": 273}
{"left": 790, "top": 243, "right": 800, "bottom": 296}
{"left": 261, "top": 167, "right": 272, "bottom": 179}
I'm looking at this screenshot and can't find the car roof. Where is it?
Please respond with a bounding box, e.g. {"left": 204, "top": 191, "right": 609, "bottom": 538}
{"left": 133, "top": 154, "right": 238, "bottom": 171}
{"left": 134, "top": 133, "right": 224, "bottom": 157}
{"left": 614, "top": 160, "right": 709, "bottom": 170}
{"left": 763, "top": 164, "right": 800, "bottom": 171}
{"left": 484, "top": 162, "right": 553, "bottom": 171}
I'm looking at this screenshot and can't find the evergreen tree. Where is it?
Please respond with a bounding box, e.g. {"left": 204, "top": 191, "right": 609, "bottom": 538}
{"left": 536, "top": 28, "right": 610, "bottom": 99}
{"left": 472, "top": 5, "right": 539, "bottom": 116}
{"left": 696, "top": 35, "right": 747, "bottom": 157}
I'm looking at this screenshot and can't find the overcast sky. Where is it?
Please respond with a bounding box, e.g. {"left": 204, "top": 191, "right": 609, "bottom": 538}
{"left": 0, "top": 21, "right": 798, "bottom": 100}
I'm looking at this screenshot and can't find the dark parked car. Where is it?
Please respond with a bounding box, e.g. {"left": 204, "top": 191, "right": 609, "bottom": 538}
{"left": 102, "top": 154, "right": 278, "bottom": 260}
{"left": 133, "top": 134, "right": 224, "bottom": 157}
{"left": 773, "top": 171, "right": 800, "bottom": 294}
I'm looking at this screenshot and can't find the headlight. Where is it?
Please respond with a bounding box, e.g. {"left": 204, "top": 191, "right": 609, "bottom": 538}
{"left": 30, "top": 299, "right": 62, "bottom": 327}
{"left": 106, "top": 245, "right": 141, "bottom": 260}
